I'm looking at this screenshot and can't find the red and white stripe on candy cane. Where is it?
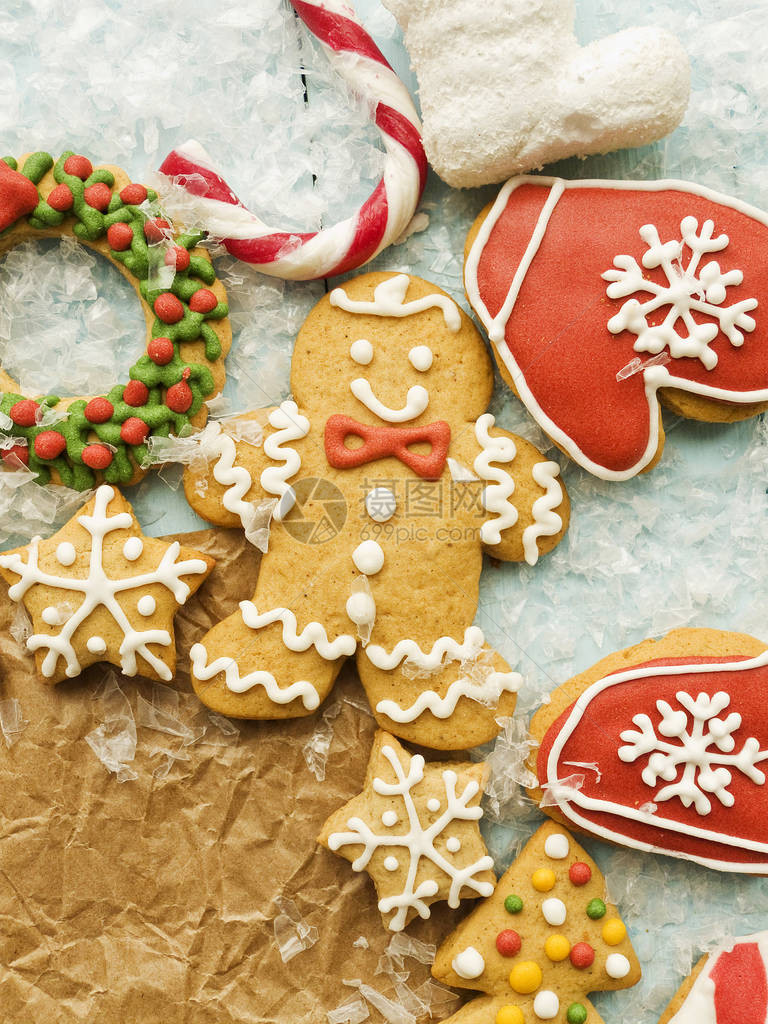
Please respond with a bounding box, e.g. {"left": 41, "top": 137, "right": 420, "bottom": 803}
{"left": 158, "top": 0, "right": 427, "bottom": 282}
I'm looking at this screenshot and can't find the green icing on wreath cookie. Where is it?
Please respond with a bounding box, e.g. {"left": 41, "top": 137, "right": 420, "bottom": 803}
{"left": 0, "top": 150, "right": 230, "bottom": 489}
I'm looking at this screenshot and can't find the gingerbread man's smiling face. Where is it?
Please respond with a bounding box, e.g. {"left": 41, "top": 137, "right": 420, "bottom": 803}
{"left": 289, "top": 272, "right": 493, "bottom": 431}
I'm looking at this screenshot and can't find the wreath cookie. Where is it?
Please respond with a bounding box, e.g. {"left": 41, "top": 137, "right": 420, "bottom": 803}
{"left": 0, "top": 150, "right": 231, "bottom": 490}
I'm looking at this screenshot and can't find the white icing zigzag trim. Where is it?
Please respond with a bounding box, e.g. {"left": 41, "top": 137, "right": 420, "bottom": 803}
{"left": 205, "top": 425, "right": 275, "bottom": 550}
{"left": 376, "top": 670, "right": 522, "bottom": 724}
{"left": 473, "top": 414, "right": 519, "bottom": 547}
{"left": 189, "top": 642, "right": 320, "bottom": 710}
{"left": 328, "top": 743, "right": 494, "bottom": 931}
{"left": 522, "top": 461, "right": 563, "bottom": 566}
{"left": 260, "top": 401, "right": 310, "bottom": 520}
{"left": 366, "top": 626, "right": 486, "bottom": 671}
{"left": 329, "top": 273, "right": 462, "bottom": 332}
{"left": 239, "top": 601, "right": 356, "bottom": 660}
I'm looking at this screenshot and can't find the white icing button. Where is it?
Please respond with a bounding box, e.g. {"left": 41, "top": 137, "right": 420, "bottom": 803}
{"left": 446, "top": 836, "right": 461, "bottom": 853}
{"left": 533, "top": 991, "right": 560, "bottom": 1020}
{"left": 408, "top": 344, "right": 434, "bottom": 371}
{"left": 55, "top": 542, "right": 76, "bottom": 566}
{"left": 123, "top": 537, "right": 143, "bottom": 561}
{"left": 87, "top": 636, "right": 107, "bottom": 654}
{"left": 137, "top": 595, "right": 156, "bottom": 617}
{"left": 350, "top": 338, "right": 373, "bottom": 365}
{"left": 42, "top": 605, "right": 63, "bottom": 625}
{"left": 541, "top": 897, "right": 567, "bottom": 927}
{"left": 606, "top": 953, "right": 631, "bottom": 979}
{"left": 346, "top": 591, "right": 376, "bottom": 626}
{"left": 427, "top": 797, "right": 440, "bottom": 812}
{"left": 384, "top": 856, "right": 399, "bottom": 872}
{"left": 381, "top": 810, "right": 398, "bottom": 827}
{"left": 365, "top": 487, "right": 396, "bottom": 523}
{"left": 451, "top": 946, "right": 485, "bottom": 980}
{"left": 352, "top": 539, "right": 384, "bottom": 575}
{"left": 544, "top": 833, "right": 570, "bottom": 859}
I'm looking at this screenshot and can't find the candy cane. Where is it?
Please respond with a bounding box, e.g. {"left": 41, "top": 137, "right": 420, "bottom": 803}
{"left": 157, "top": 0, "right": 427, "bottom": 282}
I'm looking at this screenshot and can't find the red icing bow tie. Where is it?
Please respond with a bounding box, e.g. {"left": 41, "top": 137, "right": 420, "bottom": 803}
{"left": 324, "top": 415, "right": 451, "bottom": 479}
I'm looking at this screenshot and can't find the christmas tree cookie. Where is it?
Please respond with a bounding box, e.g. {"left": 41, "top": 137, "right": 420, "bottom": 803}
{"left": 432, "top": 821, "right": 640, "bottom": 1023}
{"left": 318, "top": 731, "right": 495, "bottom": 932}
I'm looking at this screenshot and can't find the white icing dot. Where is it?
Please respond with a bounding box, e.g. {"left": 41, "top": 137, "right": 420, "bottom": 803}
{"left": 533, "top": 991, "right": 560, "bottom": 1020}
{"left": 544, "top": 833, "right": 570, "bottom": 859}
{"left": 42, "top": 606, "right": 64, "bottom": 625}
{"left": 606, "top": 953, "right": 631, "bottom": 979}
{"left": 384, "top": 855, "right": 399, "bottom": 872}
{"left": 55, "top": 542, "right": 76, "bottom": 566}
{"left": 382, "top": 810, "right": 398, "bottom": 827}
{"left": 350, "top": 339, "right": 373, "bottom": 365}
{"left": 365, "top": 487, "right": 396, "bottom": 523}
{"left": 408, "top": 345, "right": 434, "bottom": 371}
{"left": 137, "top": 594, "right": 156, "bottom": 617}
{"left": 352, "top": 539, "right": 384, "bottom": 575}
{"left": 451, "top": 946, "right": 485, "bottom": 980}
{"left": 87, "top": 636, "right": 107, "bottom": 654}
{"left": 541, "top": 897, "right": 567, "bottom": 926}
{"left": 123, "top": 537, "right": 143, "bottom": 561}
{"left": 427, "top": 797, "right": 440, "bottom": 812}
{"left": 446, "top": 836, "right": 461, "bottom": 853}
{"left": 346, "top": 591, "right": 376, "bottom": 626}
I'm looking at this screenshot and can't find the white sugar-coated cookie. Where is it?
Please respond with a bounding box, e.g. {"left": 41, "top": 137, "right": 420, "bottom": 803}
{"left": 384, "top": 0, "right": 691, "bottom": 187}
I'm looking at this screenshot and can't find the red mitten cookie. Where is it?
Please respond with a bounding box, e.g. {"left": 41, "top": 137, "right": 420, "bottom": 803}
{"left": 465, "top": 177, "right": 768, "bottom": 480}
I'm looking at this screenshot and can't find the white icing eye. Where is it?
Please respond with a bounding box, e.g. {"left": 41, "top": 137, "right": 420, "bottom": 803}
{"left": 87, "top": 636, "right": 107, "bottom": 654}
{"left": 56, "top": 542, "right": 76, "bottom": 566}
{"left": 382, "top": 810, "right": 398, "bottom": 827}
{"left": 137, "top": 595, "right": 156, "bottom": 617}
{"left": 350, "top": 338, "right": 373, "bottom": 365}
{"left": 408, "top": 345, "right": 433, "bottom": 371}
{"left": 123, "top": 537, "right": 143, "bottom": 561}
{"left": 384, "top": 856, "right": 399, "bottom": 872}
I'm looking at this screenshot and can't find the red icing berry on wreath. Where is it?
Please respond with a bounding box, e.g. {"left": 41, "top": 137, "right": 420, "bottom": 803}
{"left": 166, "top": 367, "right": 193, "bottom": 413}
{"left": 81, "top": 443, "right": 114, "bottom": 470}
{"left": 495, "top": 930, "right": 522, "bottom": 957}
{"left": 107, "top": 222, "right": 133, "bottom": 251}
{"left": 63, "top": 154, "right": 93, "bottom": 180}
{"left": 34, "top": 430, "right": 66, "bottom": 460}
{"left": 123, "top": 380, "right": 149, "bottom": 407}
{"left": 120, "top": 417, "right": 150, "bottom": 445}
{"left": 119, "top": 183, "right": 148, "bottom": 205}
{"left": 0, "top": 160, "right": 41, "bottom": 232}
{"left": 47, "top": 183, "right": 75, "bottom": 212}
{"left": 144, "top": 217, "right": 171, "bottom": 243}
{"left": 9, "top": 398, "right": 40, "bottom": 427}
{"left": 2, "top": 444, "right": 29, "bottom": 466}
{"left": 569, "top": 943, "right": 595, "bottom": 970}
{"left": 164, "top": 246, "right": 190, "bottom": 272}
{"left": 84, "top": 183, "right": 112, "bottom": 211}
{"left": 84, "top": 396, "right": 114, "bottom": 424}
{"left": 154, "top": 292, "right": 184, "bottom": 324}
{"left": 147, "top": 337, "right": 174, "bottom": 365}
{"left": 189, "top": 288, "right": 218, "bottom": 314}
{"left": 569, "top": 863, "right": 592, "bottom": 887}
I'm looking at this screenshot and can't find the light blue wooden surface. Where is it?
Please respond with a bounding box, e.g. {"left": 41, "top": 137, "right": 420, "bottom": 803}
{"left": 2, "top": 1, "right": 768, "bottom": 1020}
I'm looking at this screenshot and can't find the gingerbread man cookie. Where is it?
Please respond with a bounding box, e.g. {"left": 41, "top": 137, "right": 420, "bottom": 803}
{"left": 182, "top": 272, "right": 570, "bottom": 749}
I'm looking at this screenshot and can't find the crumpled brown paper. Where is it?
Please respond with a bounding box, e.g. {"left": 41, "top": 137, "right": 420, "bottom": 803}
{"left": 0, "top": 528, "right": 467, "bottom": 1023}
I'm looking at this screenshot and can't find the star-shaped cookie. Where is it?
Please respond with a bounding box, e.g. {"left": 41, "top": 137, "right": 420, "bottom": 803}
{"left": 0, "top": 483, "right": 214, "bottom": 684}
{"left": 318, "top": 730, "right": 496, "bottom": 932}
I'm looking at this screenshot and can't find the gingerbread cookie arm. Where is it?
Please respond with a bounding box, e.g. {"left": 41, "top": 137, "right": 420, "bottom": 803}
{"left": 183, "top": 401, "right": 310, "bottom": 533}
{"left": 453, "top": 416, "right": 570, "bottom": 565}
